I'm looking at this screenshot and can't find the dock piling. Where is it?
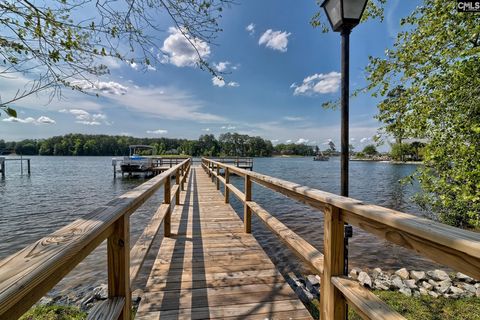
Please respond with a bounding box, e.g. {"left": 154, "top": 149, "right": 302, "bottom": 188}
{"left": 0, "top": 157, "right": 5, "bottom": 178}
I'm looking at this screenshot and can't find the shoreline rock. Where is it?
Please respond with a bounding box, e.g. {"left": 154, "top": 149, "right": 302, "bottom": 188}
{"left": 286, "top": 268, "right": 480, "bottom": 302}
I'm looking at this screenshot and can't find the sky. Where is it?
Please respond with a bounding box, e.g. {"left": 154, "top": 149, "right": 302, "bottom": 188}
{"left": 0, "top": 0, "right": 420, "bottom": 150}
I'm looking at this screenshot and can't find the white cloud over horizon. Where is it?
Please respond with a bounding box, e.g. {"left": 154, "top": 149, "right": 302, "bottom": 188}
{"left": 59, "top": 108, "right": 109, "bottom": 126}
{"left": 259, "top": 29, "right": 291, "bottom": 52}
{"left": 146, "top": 129, "right": 168, "bottom": 135}
{"left": 2, "top": 115, "right": 56, "bottom": 125}
{"left": 161, "top": 27, "right": 210, "bottom": 67}
{"left": 291, "top": 72, "right": 341, "bottom": 96}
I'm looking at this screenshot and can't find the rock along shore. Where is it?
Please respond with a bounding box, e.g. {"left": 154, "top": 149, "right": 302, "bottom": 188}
{"left": 288, "top": 268, "right": 480, "bottom": 304}
{"left": 36, "top": 268, "right": 479, "bottom": 312}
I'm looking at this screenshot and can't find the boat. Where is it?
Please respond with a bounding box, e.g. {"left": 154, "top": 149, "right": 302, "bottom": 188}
{"left": 313, "top": 152, "right": 329, "bottom": 161}
{"left": 120, "top": 145, "right": 154, "bottom": 174}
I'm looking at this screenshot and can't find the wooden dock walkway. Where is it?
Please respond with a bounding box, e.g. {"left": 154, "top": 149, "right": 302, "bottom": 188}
{"left": 1, "top": 157, "right": 479, "bottom": 320}
{"left": 135, "top": 167, "right": 312, "bottom": 319}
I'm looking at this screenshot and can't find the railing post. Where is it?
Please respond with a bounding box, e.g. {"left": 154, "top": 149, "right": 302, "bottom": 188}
{"left": 225, "top": 168, "right": 230, "bottom": 203}
{"left": 321, "top": 205, "right": 346, "bottom": 320}
{"left": 164, "top": 175, "right": 171, "bottom": 237}
{"left": 175, "top": 169, "right": 180, "bottom": 205}
{"left": 216, "top": 165, "right": 220, "bottom": 190}
{"left": 181, "top": 164, "right": 185, "bottom": 191}
{"left": 244, "top": 175, "right": 252, "bottom": 233}
{"left": 107, "top": 214, "right": 131, "bottom": 320}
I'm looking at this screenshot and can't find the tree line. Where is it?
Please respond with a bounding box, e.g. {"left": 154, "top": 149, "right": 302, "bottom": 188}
{"left": 0, "top": 133, "right": 317, "bottom": 157}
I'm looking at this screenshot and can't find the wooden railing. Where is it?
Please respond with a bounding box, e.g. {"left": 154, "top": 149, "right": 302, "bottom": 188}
{"left": 202, "top": 158, "right": 480, "bottom": 320}
{"left": 206, "top": 157, "right": 253, "bottom": 169}
{"left": 0, "top": 158, "right": 191, "bottom": 320}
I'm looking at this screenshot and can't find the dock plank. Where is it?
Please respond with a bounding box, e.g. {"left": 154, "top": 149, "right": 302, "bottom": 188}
{"left": 135, "top": 167, "right": 312, "bottom": 319}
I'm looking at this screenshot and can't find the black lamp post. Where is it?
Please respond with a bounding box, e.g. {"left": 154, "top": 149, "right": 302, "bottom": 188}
{"left": 321, "top": 0, "right": 368, "bottom": 277}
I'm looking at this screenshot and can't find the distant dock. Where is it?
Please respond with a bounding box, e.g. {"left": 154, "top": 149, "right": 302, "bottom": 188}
{"left": 112, "top": 156, "right": 253, "bottom": 177}
{"left": 0, "top": 157, "right": 31, "bottom": 177}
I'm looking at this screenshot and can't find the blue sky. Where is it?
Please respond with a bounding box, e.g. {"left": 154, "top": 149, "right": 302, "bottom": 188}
{"left": 1, "top": 0, "right": 419, "bottom": 150}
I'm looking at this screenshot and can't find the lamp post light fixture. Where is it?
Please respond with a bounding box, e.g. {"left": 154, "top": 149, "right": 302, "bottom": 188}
{"left": 321, "top": 0, "right": 368, "bottom": 281}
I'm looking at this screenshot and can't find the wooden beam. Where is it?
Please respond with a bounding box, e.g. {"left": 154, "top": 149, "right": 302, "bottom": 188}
{"left": 225, "top": 168, "right": 230, "bottom": 203}
{"left": 331, "top": 277, "right": 406, "bottom": 320}
{"left": 321, "top": 205, "right": 345, "bottom": 320}
{"left": 248, "top": 201, "right": 323, "bottom": 275}
{"left": 107, "top": 215, "right": 131, "bottom": 320}
{"left": 175, "top": 169, "right": 180, "bottom": 205}
{"left": 130, "top": 203, "right": 169, "bottom": 284}
{"left": 227, "top": 184, "right": 245, "bottom": 203}
{"left": 164, "top": 176, "right": 171, "bottom": 237}
{"left": 244, "top": 176, "right": 252, "bottom": 233}
{"left": 87, "top": 297, "right": 125, "bottom": 320}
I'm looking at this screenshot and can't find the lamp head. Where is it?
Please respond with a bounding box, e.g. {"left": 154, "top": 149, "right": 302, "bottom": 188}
{"left": 321, "top": 0, "right": 368, "bottom": 32}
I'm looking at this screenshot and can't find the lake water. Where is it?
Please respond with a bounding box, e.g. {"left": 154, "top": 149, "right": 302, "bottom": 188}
{"left": 0, "top": 156, "right": 442, "bottom": 297}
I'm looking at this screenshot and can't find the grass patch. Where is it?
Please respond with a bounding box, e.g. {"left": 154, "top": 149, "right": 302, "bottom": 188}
{"left": 19, "top": 305, "right": 86, "bottom": 320}
{"left": 309, "top": 291, "right": 480, "bottom": 320}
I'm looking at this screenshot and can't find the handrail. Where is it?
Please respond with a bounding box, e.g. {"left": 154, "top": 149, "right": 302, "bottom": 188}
{"left": 0, "top": 158, "right": 191, "bottom": 320}
{"left": 202, "top": 158, "right": 480, "bottom": 320}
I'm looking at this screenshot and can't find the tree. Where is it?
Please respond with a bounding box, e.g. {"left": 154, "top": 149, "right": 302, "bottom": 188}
{"left": 1, "top": 0, "right": 231, "bottom": 117}
{"left": 390, "top": 143, "right": 412, "bottom": 161}
{"left": 362, "top": 144, "right": 377, "bottom": 156}
{"left": 367, "top": 0, "right": 480, "bottom": 228}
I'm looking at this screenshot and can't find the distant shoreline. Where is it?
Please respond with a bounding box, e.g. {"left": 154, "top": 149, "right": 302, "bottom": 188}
{"left": 351, "top": 158, "right": 423, "bottom": 165}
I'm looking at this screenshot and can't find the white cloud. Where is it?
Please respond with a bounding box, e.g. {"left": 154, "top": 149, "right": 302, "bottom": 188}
{"left": 296, "top": 138, "right": 309, "bottom": 144}
{"left": 72, "top": 80, "right": 128, "bottom": 95}
{"left": 360, "top": 137, "right": 369, "bottom": 143}
{"left": 286, "top": 139, "right": 292, "bottom": 143}
{"left": 2, "top": 115, "right": 55, "bottom": 125}
{"left": 246, "top": 23, "right": 255, "bottom": 35}
{"left": 259, "top": 29, "right": 291, "bottom": 52}
{"left": 202, "top": 128, "right": 211, "bottom": 132}
{"left": 37, "top": 116, "right": 56, "bottom": 124}
{"left": 221, "top": 125, "right": 236, "bottom": 130}
{"left": 161, "top": 27, "right": 210, "bottom": 67}
{"left": 146, "top": 129, "right": 168, "bottom": 135}
{"left": 212, "top": 77, "right": 239, "bottom": 88}
{"left": 283, "top": 116, "right": 303, "bottom": 121}
{"left": 60, "top": 108, "right": 109, "bottom": 125}
{"left": 291, "top": 72, "right": 341, "bottom": 96}
{"left": 212, "top": 76, "right": 225, "bottom": 87}
{"left": 213, "top": 61, "right": 230, "bottom": 72}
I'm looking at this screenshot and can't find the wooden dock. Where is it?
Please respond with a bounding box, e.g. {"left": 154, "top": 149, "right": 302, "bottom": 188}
{"left": 135, "top": 167, "right": 311, "bottom": 319}
{"left": 1, "top": 157, "right": 479, "bottom": 320}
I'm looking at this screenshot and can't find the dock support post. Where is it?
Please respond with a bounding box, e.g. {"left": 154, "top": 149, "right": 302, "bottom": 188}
{"left": 181, "top": 165, "right": 185, "bottom": 191}
{"left": 27, "top": 159, "right": 31, "bottom": 175}
{"left": 244, "top": 175, "right": 252, "bottom": 233}
{"left": 175, "top": 169, "right": 180, "bottom": 205}
{"left": 164, "top": 176, "right": 171, "bottom": 237}
{"left": 216, "top": 165, "right": 220, "bottom": 190}
{"left": 112, "top": 160, "right": 117, "bottom": 178}
{"left": 225, "top": 168, "right": 230, "bottom": 203}
{"left": 107, "top": 214, "right": 131, "bottom": 320}
{"left": 321, "top": 205, "right": 346, "bottom": 320}
{"left": 0, "top": 157, "right": 4, "bottom": 178}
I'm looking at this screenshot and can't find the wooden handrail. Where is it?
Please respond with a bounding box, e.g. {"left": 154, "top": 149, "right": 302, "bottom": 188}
{"left": 202, "top": 158, "right": 480, "bottom": 320}
{"left": 0, "top": 158, "right": 191, "bottom": 320}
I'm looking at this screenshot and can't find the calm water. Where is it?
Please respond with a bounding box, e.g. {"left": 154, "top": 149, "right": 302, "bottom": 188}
{"left": 0, "top": 156, "right": 441, "bottom": 296}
